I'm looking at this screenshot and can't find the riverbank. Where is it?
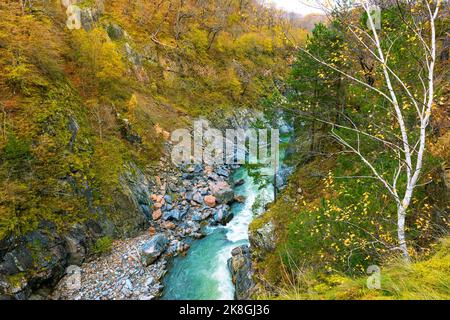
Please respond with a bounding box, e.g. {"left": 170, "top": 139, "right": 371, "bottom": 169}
{"left": 52, "top": 156, "right": 241, "bottom": 300}
{"left": 52, "top": 113, "right": 294, "bottom": 300}
{"left": 162, "top": 126, "right": 294, "bottom": 300}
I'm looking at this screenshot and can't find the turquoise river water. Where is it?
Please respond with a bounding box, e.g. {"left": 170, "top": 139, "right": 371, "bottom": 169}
{"left": 162, "top": 132, "right": 291, "bottom": 300}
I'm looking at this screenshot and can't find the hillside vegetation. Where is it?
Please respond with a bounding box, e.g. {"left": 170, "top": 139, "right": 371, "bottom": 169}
{"left": 251, "top": 1, "right": 449, "bottom": 300}
{"left": 0, "top": 0, "right": 304, "bottom": 239}
{"left": 0, "top": 0, "right": 305, "bottom": 298}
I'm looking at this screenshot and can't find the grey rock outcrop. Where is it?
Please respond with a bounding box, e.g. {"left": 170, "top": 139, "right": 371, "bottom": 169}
{"left": 228, "top": 245, "right": 255, "bottom": 300}
{"left": 140, "top": 234, "right": 168, "bottom": 266}
{"left": 249, "top": 220, "right": 276, "bottom": 253}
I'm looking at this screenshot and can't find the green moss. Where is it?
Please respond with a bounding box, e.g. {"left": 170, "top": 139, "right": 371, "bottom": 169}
{"left": 92, "top": 236, "right": 113, "bottom": 255}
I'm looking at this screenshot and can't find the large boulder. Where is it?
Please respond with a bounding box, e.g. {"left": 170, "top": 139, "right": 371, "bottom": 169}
{"left": 228, "top": 245, "right": 255, "bottom": 300}
{"left": 140, "top": 234, "right": 168, "bottom": 266}
{"left": 249, "top": 220, "right": 276, "bottom": 253}
{"left": 210, "top": 182, "right": 235, "bottom": 204}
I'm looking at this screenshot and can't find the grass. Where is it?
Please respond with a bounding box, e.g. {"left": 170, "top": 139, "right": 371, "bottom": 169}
{"left": 257, "top": 237, "right": 450, "bottom": 300}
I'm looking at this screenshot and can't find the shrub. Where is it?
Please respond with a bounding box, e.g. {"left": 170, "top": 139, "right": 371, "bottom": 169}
{"left": 92, "top": 236, "right": 113, "bottom": 255}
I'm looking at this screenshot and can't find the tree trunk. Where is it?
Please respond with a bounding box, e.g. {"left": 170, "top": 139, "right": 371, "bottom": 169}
{"left": 397, "top": 205, "right": 410, "bottom": 261}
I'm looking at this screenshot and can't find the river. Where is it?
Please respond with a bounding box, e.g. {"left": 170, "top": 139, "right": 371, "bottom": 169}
{"left": 162, "top": 124, "right": 292, "bottom": 300}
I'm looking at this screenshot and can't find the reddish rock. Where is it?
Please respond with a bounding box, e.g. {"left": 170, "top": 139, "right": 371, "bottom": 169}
{"left": 210, "top": 181, "right": 235, "bottom": 204}
{"left": 204, "top": 195, "right": 217, "bottom": 207}
{"left": 165, "top": 222, "right": 176, "bottom": 230}
{"left": 205, "top": 166, "right": 214, "bottom": 174}
{"left": 152, "top": 209, "right": 162, "bottom": 220}
{"left": 154, "top": 202, "right": 163, "bottom": 209}
{"left": 149, "top": 226, "right": 156, "bottom": 236}
{"left": 210, "top": 181, "right": 231, "bottom": 194}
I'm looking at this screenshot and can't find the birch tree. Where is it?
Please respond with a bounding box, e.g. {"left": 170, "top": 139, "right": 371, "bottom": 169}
{"left": 297, "top": 0, "right": 443, "bottom": 260}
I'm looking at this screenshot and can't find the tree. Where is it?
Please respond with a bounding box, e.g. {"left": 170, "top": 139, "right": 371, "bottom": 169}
{"left": 296, "top": 0, "right": 443, "bottom": 260}
{"left": 290, "top": 23, "right": 346, "bottom": 155}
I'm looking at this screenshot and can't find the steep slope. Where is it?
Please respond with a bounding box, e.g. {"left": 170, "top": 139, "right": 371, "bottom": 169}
{"left": 0, "top": 0, "right": 304, "bottom": 298}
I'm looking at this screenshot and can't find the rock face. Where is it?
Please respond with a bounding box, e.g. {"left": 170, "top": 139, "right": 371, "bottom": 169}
{"left": 107, "top": 23, "right": 126, "bottom": 40}
{"left": 0, "top": 158, "right": 155, "bottom": 299}
{"left": 0, "top": 220, "right": 103, "bottom": 299}
{"left": 228, "top": 245, "right": 255, "bottom": 300}
{"left": 249, "top": 220, "right": 276, "bottom": 253}
{"left": 140, "top": 234, "right": 168, "bottom": 266}
{"left": 115, "top": 162, "right": 153, "bottom": 236}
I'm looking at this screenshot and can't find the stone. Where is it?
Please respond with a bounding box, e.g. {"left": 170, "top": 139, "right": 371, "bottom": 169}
{"left": 216, "top": 167, "right": 229, "bottom": 178}
{"left": 163, "top": 209, "right": 186, "bottom": 221}
{"left": 249, "top": 220, "right": 276, "bottom": 253}
{"left": 234, "top": 179, "right": 245, "bottom": 187}
{"left": 228, "top": 245, "right": 254, "bottom": 300}
{"left": 176, "top": 242, "right": 188, "bottom": 253}
{"left": 181, "top": 164, "right": 196, "bottom": 173}
{"left": 207, "top": 172, "right": 220, "bottom": 181}
{"left": 140, "top": 234, "right": 168, "bottom": 266}
{"left": 210, "top": 181, "right": 235, "bottom": 205}
{"left": 164, "top": 195, "right": 172, "bottom": 204}
{"left": 213, "top": 209, "right": 234, "bottom": 225}
{"left": 152, "top": 210, "right": 162, "bottom": 221}
{"left": 107, "top": 23, "right": 125, "bottom": 40}
{"left": 168, "top": 183, "right": 178, "bottom": 192}
{"left": 125, "top": 279, "right": 133, "bottom": 291}
{"left": 193, "top": 192, "right": 203, "bottom": 204}
{"left": 165, "top": 222, "right": 176, "bottom": 230}
{"left": 234, "top": 195, "right": 246, "bottom": 203}
{"left": 204, "top": 195, "right": 217, "bottom": 207}
{"left": 192, "top": 232, "right": 206, "bottom": 239}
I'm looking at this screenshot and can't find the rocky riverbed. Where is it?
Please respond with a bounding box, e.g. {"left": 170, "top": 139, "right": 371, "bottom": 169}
{"left": 52, "top": 156, "right": 242, "bottom": 300}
